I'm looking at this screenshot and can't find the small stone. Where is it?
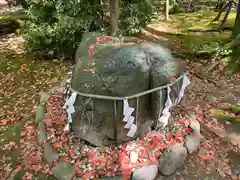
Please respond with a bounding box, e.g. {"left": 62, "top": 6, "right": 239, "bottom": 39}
{"left": 36, "top": 121, "right": 47, "bottom": 145}
{"left": 158, "top": 143, "right": 187, "bottom": 176}
{"left": 187, "top": 112, "right": 201, "bottom": 135}
{"left": 226, "top": 121, "right": 231, "bottom": 125}
{"left": 35, "top": 105, "right": 45, "bottom": 125}
{"left": 43, "top": 143, "right": 59, "bottom": 164}
{"left": 39, "top": 92, "right": 50, "bottom": 104}
{"left": 52, "top": 162, "right": 75, "bottom": 180}
{"left": 184, "top": 135, "right": 200, "bottom": 154}
{"left": 189, "top": 120, "right": 201, "bottom": 135}
{"left": 131, "top": 164, "right": 158, "bottom": 180}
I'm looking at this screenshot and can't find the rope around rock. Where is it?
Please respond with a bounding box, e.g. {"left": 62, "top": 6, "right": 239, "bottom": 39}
{"left": 70, "top": 73, "right": 185, "bottom": 100}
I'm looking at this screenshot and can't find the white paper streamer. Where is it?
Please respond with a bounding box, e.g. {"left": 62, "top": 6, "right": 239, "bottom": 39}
{"left": 123, "top": 107, "right": 135, "bottom": 122}
{"left": 67, "top": 112, "right": 73, "bottom": 123}
{"left": 67, "top": 106, "right": 75, "bottom": 114}
{"left": 158, "top": 72, "right": 190, "bottom": 127}
{"left": 64, "top": 123, "right": 70, "bottom": 131}
{"left": 127, "top": 124, "right": 137, "bottom": 137}
{"left": 63, "top": 92, "right": 77, "bottom": 109}
{"left": 158, "top": 86, "right": 172, "bottom": 127}
{"left": 123, "top": 99, "right": 137, "bottom": 137}
{"left": 124, "top": 116, "right": 135, "bottom": 129}
{"left": 177, "top": 73, "right": 190, "bottom": 103}
{"left": 123, "top": 99, "right": 129, "bottom": 115}
{"left": 63, "top": 91, "right": 77, "bottom": 131}
{"left": 63, "top": 70, "right": 76, "bottom": 131}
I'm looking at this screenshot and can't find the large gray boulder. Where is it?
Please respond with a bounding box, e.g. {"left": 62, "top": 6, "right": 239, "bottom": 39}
{"left": 70, "top": 32, "right": 184, "bottom": 146}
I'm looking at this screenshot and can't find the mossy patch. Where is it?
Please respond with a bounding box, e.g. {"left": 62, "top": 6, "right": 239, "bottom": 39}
{"left": 0, "top": 9, "right": 27, "bottom": 21}
{"left": 0, "top": 122, "right": 22, "bottom": 168}
{"left": 151, "top": 11, "right": 236, "bottom": 33}
{"left": 0, "top": 11, "right": 27, "bottom": 35}
{"left": 0, "top": 122, "right": 22, "bottom": 145}
{"left": 0, "top": 15, "right": 20, "bottom": 35}
{"left": 0, "top": 16, "right": 17, "bottom": 24}
{"left": 147, "top": 11, "right": 234, "bottom": 55}
{"left": 228, "top": 150, "right": 240, "bottom": 167}
{"left": 161, "top": 11, "right": 236, "bottom": 32}
{"left": 14, "top": 170, "right": 57, "bottom": 180}
{"left": 229, "top": 106, "right": 240, "bottom": 114}
{"left": 212, "top": 106, "right": 240, "bottom": 122}
{"left": 167, "top": 32, "right": 230, "bottom": 55}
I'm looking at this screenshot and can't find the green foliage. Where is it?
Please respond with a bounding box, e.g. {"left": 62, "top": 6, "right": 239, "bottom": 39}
{"left": 199, "top": 41, "right": 232, "bottom": 58}
{"left": 120, "top": 0, "right": 156, "bottom": 36}
{"left": 24, "top": 0, "right": 105, "bottom": 59}
{"left": 24, "top": 0, "right": 156, "bottom": 57}
{"left": 197, "top": 36, "right": 239, "bottom": 74}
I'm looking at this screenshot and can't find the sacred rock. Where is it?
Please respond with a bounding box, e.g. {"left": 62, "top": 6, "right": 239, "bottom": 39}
{"left": 68, "top": 32, "right": 185, "bottom": 146}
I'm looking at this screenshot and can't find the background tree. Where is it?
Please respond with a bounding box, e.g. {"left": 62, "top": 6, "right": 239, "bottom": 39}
{"left": 232, "top": 0, "right": 240, "bottom": 37}
{"left": 120, "top": 0, "right": 156, "bottom": 35}
{"left": 165, "top": 0, "right": 169, "bottom": 20}
{"left": 228, "top": 0, "right": 240, "bottom": 73}
{"left": 110, "top": 0, "right": 120, "bottom": 35}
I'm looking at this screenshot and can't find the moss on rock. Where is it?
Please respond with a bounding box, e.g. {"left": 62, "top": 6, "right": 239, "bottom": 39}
{"left": 0, "top": 15, "right": 20, "bottom": 35}
{"left": 212, "top": 106, "right": 240, "bottom": 122}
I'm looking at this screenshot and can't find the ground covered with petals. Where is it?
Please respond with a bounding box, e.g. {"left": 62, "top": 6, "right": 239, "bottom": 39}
{"left": 43, "top": 90, "right": 194, "bottom": 179}
{"left": 0, "top": 34, "right": 240, "bottom": 180}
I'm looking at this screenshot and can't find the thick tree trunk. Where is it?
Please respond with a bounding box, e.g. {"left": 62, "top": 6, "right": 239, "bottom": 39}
{"left": 110, "top": 0, "right": 120, "bottom": 36}
{"left": 232, "top": 0, "right": 240, "bottom": 37}
{"left": 229, "top": 0, "right": 240, "bottom": 74}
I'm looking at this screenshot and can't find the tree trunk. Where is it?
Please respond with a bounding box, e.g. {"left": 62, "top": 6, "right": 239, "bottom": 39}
{"left": 110, "top": 0, "right": 120, "bottom": 36}
{"left": 165, "top": 0, "right": 169, "bottom": 20}
{"left": 232, "top": 0, "right": 240, "bottom": 37}
{"left": 219, "top": 2, "right": 232, "bottom": 31}
{"left": 213, "top": 1, "right": 229, "bottom": 21}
